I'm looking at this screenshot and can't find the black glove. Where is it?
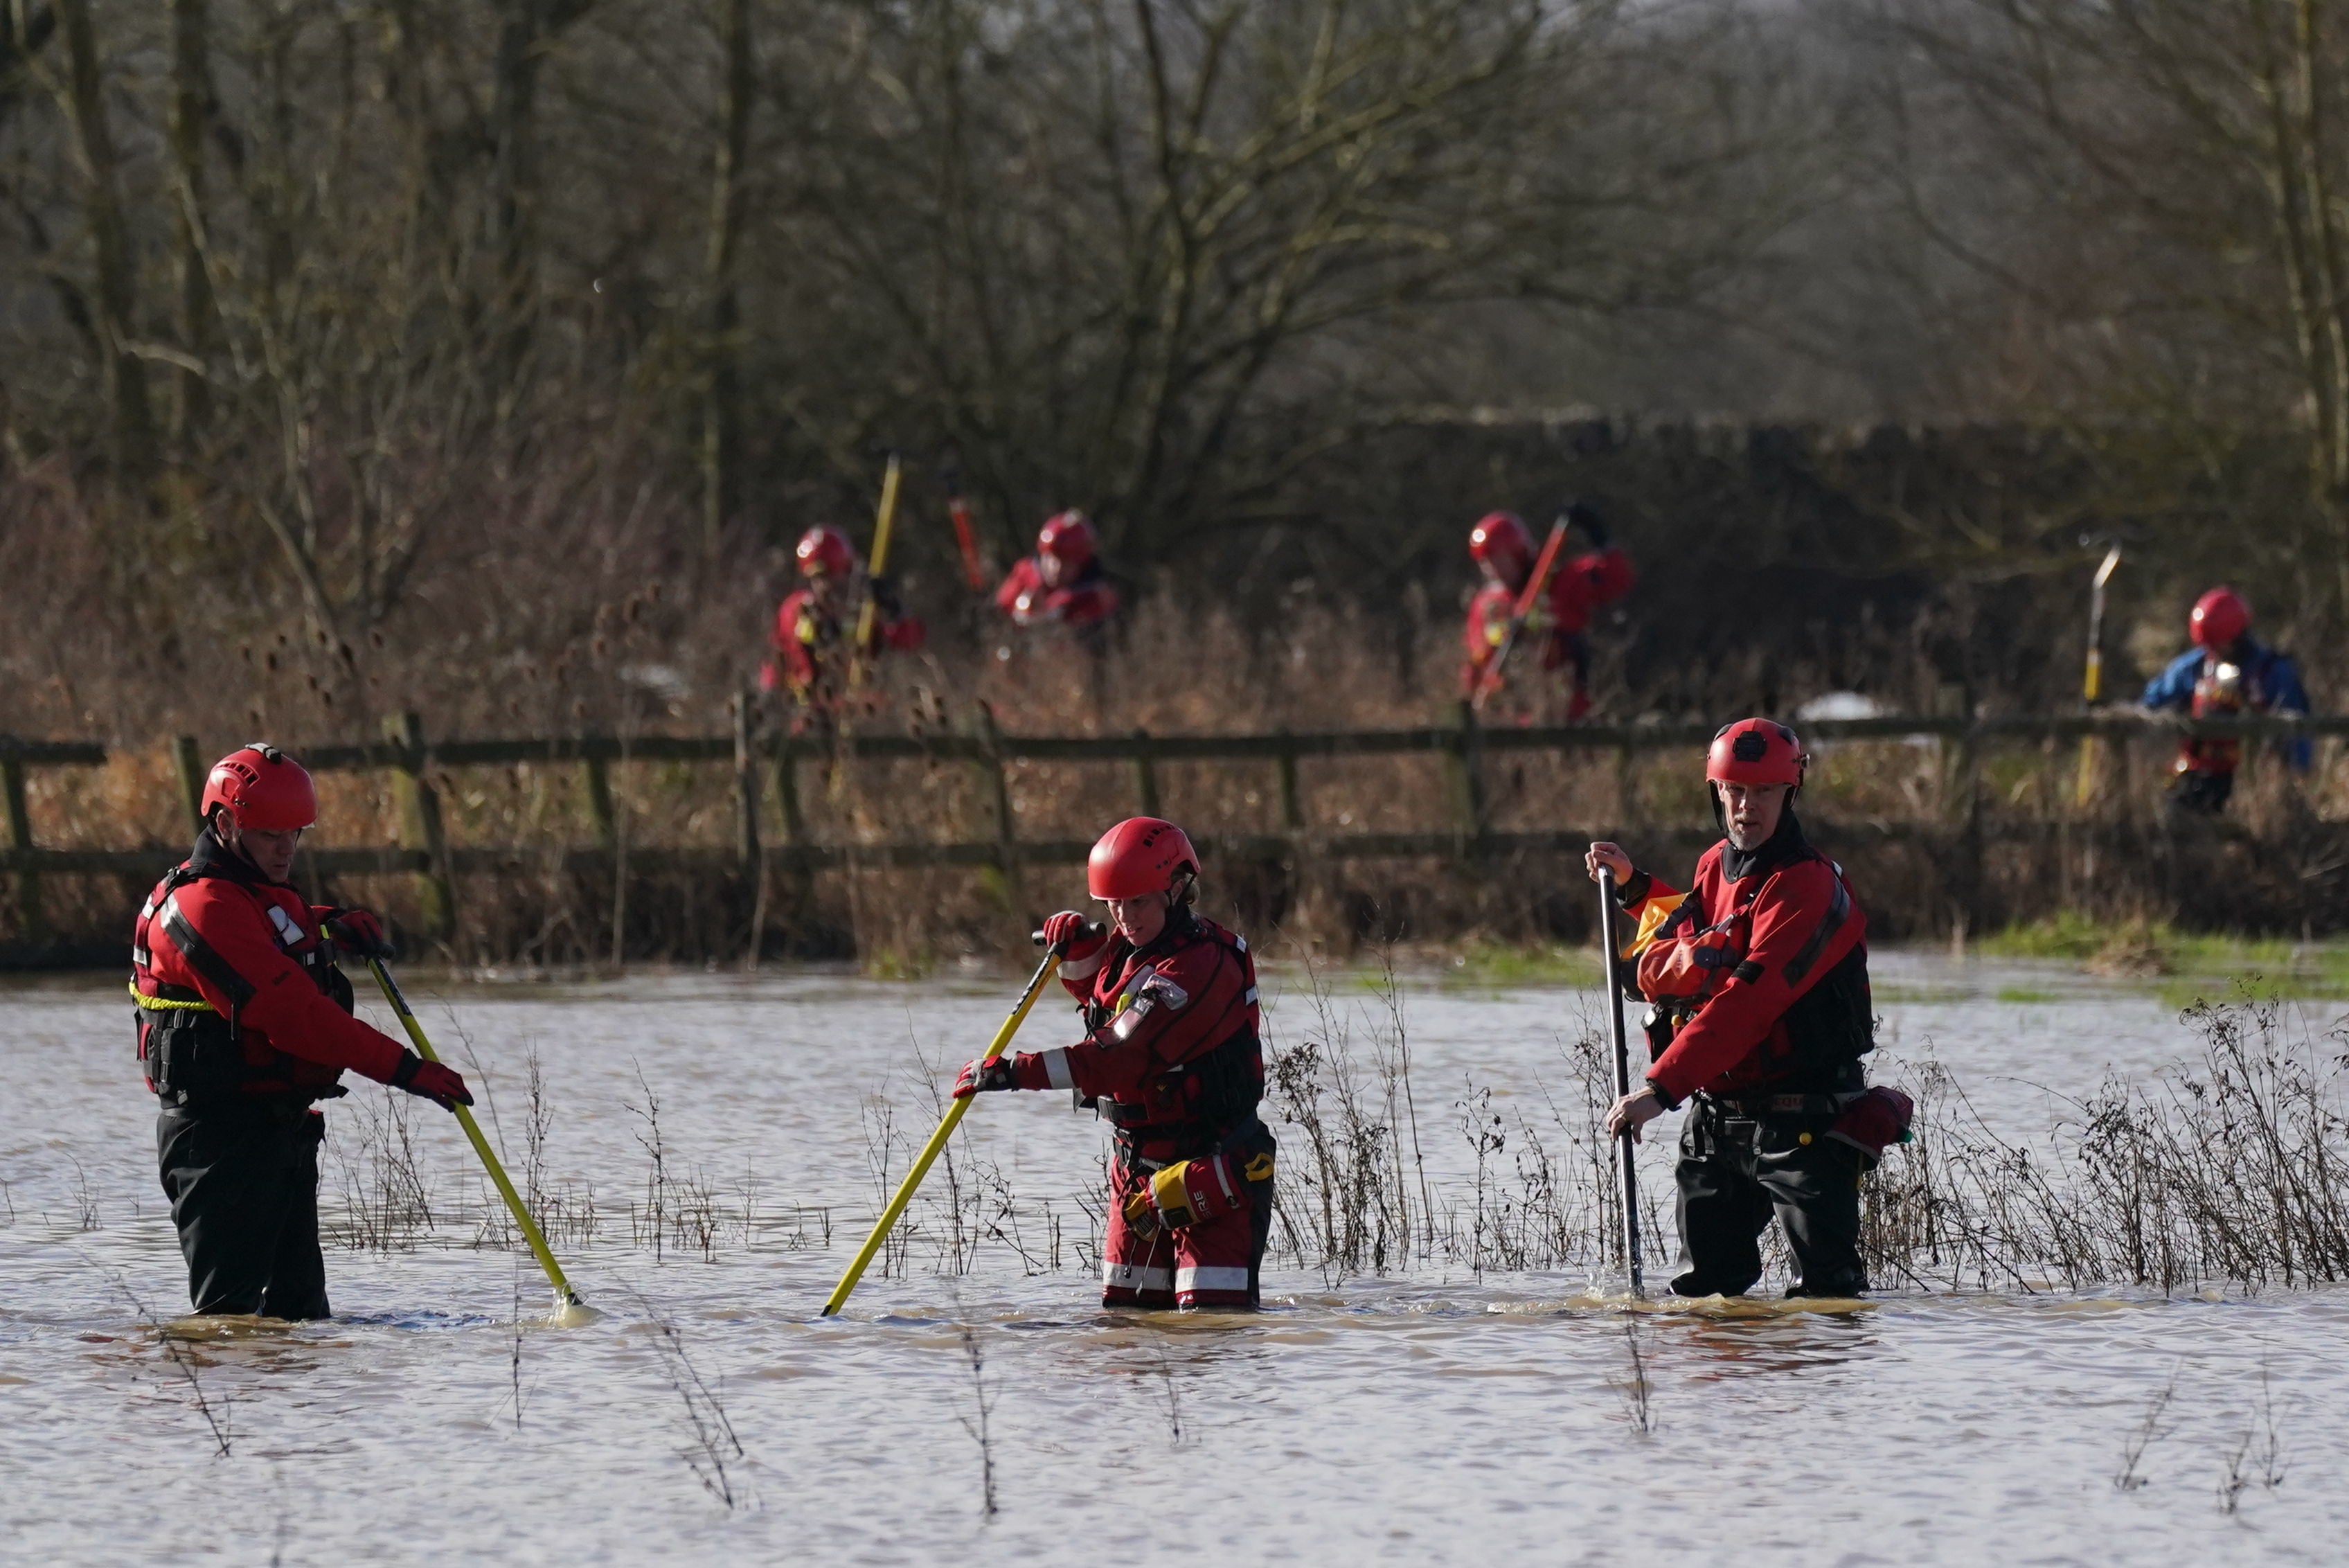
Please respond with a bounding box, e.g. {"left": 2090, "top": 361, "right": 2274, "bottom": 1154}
{"left": 1564, "top": 500, "right": 1608, "bottom": 549}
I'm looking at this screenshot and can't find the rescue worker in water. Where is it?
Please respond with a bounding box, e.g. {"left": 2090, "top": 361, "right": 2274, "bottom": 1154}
{"left": 132, "top": 745, "right": 472, "bottom": 1318}
{"left": 1589, "top": 719, "right": 1909, "bottom": 1299}
{"left": 952, "top": 817, "right": 1277, "bottom": 1308}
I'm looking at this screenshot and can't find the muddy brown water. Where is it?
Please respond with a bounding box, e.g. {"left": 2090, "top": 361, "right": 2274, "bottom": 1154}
{"left": 3, "top": 954, "right": 2344, "bottom": 1564}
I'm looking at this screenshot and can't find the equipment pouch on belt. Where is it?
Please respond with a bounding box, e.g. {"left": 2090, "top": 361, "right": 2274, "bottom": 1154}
{"left": 141, "top": 1005, "right": 246, "bottom": 1098}
{"left": 1825, "top": 1086, "right": 1914, "bottom": 1166}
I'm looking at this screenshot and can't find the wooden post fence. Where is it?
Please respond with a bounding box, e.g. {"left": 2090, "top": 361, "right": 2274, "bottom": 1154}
{"left": 383, "top": 711, "right": 457, "bottom": 946}
{"left": 3, "top": 713, "right": 2347, "bottom": 961}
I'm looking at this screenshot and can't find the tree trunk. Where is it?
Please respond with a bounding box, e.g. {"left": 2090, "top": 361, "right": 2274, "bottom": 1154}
{"left": 55, "top": 0, "right": 154, "bottom": 480}
{"left": 702, "top": 0, "right": 753, "bottom": 553}
{"left": 168, "top": 0, "right": 217, "bottom": 447}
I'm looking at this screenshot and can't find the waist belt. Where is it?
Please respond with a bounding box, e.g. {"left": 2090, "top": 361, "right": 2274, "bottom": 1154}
{"left": 1700, "top": 1090, "right": 1864, "bottom": 1121}
{"left": 131, "top": 979, "right": 215, "bottom": 1012}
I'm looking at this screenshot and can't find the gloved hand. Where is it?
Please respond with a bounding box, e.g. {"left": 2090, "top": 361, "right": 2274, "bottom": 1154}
{"left": 321, "top": 906, "right": 395, "bottom": 959}
{"left": 1040, "top": 910, "right": 1107, "bottom": 964}
{"left": 390, "top": 1051, "right": 473, "bottom": 1110}
{"left": 953, "top": 1056, "right": 1020, "bottom": 1098}
{"left": 1121, "top": 1184, "right": 1163, "bottom": 1240}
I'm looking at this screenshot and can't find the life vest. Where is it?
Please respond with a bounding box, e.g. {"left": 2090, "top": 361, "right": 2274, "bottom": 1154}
{"left": 1636, "top": 884, "right": 1763, "bottom": 1019}
{"left": 1087, "top": 916, "right": 1264, "bottom": 1143}
{"left": 132, "top": 844, "right": 355, "bottom": 1102}
{"left": 1634, "top": 848, "right": 1871, "bottom": 1093}
{"left": 2180, "top": 660, "right": 2247, "bottom": 776}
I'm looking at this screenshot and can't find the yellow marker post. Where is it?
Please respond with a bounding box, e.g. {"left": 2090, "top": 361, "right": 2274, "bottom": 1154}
{"left": 821, "top": 933, "right": 1079, "bottom": 1317}
{"left": 848, "top": 454, "right": 904, "bottom": 688}
{"left": 366, "top": 958, "right": 589, "bottom": 1317}
{"left": 2074, "top": 544, "right": 2123, "bottom": 806}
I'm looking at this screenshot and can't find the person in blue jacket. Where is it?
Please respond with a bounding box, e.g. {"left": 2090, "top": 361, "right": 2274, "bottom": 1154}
{"left": 2140, "top": 586, "right": 2310, "bottom": 814}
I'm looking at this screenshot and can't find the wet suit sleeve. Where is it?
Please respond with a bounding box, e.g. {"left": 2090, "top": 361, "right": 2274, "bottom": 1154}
{"left": 778, "top": 592, "right": 821, "bottom": 695}
{"left": 2141, "top": 648, "right": 2203, "bottom": 710}
{"left": 1030, "top": 942, "right": 1247, "bottom": 1102}
{"left": 1645, "top": 859, "right": 1862, "bottom": 1107}
{"left": 994, "top": 559, "right": 1038, "bottom": 616}
{"left": 1461, "top": 586, "right": 1510, "bottom": 693}
{"left": 1611, "top": 869, "right": 1683, "bottom": 948}
{"left": 1551, "top": 547, "right": 1634, "bottom": 632}
{"left": 157, "top": 881, "right": 408, "bottom": 1083}
{"left": 2260, "top": 652, "right": 2313, "bottom": 770}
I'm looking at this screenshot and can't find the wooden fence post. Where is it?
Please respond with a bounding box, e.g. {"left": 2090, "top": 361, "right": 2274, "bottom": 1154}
{"left": 1945, "top": 715, "right": 1985, "bottom": 938}
{"left": 774, "top": 739, "right": 807, "bottom": 844}
{"left": 1, "top": 750, "right": 44, "bottom": 945}
{"left": 171, "top": 735, "right": 206, "bottom": 839}
{"left": 1131, "top": 728, "right": 1161, "bottom": 817}
{"left": 383, "top": 711, "right": 456, "bottom": 945}
{"left": 733, "top": 687, "right": 762, "bottom": 871}
{"left": 1276, "top": 733, "right": 1305, "bottom": 832}
{"left": 584, "top": 758, "right": 618, "bottom": 851}
{"left": 975, "top": 702, "right": 1019, "bottom": 880}
{"left": 1447, "top": 700, "right": 1490, "bottom": 853}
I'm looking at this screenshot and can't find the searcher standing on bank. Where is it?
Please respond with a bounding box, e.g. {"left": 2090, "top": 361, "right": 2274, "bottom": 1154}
{"left": 1589, "top": 719, "right": 1911, "bottom": 1299}
{"left": 952, "top": 817, "right": 1277, "bottom": 1308}
{"left": 132, "top": 745, "right": 472, "bottom": 1318}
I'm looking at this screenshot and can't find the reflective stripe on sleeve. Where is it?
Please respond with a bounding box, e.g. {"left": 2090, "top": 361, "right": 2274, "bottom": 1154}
{"left": 1174, "top": 1265, "right": 1251, "bottom": 1295}
{"left": 1104, "top": 1261, "right": 1174, "bottom": 1292}
{"left": 1039, "top": 1047, "right": 1073, "bottom": 1092}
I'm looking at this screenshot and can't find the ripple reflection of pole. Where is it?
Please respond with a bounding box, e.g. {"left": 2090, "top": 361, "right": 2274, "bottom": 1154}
{"left": 1596, "top": 870, "right": 1646, "bottom": 1297}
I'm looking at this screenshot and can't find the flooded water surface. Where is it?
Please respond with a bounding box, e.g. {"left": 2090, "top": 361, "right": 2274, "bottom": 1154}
{"left": 6, "top": 953, "right": 2347, "bottom": 1565}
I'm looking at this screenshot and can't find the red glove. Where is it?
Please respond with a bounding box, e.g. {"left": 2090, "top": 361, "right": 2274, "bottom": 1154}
{"left": 953, "top": 1053, "right": 1055, "bottom": 1098}
{"left": 1041, "top": 911, "right": 1107, "bottom": 977}
{"left": 954, "top": 1057, "right": 1018, "bottom": 1098}
{"left": 391, "top": 1051, "right": 473, "bottom": 1110}
{"left": 321, "top": 907, "right": 395, "bottom": 959}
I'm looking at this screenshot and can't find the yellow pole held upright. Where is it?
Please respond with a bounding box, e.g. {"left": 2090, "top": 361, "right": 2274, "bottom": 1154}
{"left": 821, "top": 945, "right": 1065, "bottom": 1317}
{"left": 366, "top": 958, "right": 586, "bottom": 1312}
{"left": 849, "top": 454, "right": 904, "bottom": 686}
{"left": 2075, "top": 544, "right": 2123, "bottom": 806}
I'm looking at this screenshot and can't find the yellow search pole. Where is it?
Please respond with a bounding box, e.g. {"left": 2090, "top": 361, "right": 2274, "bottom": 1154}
{"left": 2075, "top": 543, "right": 2123, "bottom": 805}
{"left": 821, "top": 926, "right": 1089, "bottom": 1317}
{"left": 366, "top": 958, "right": 587, "bottom": 1314}
{"left": 848, "top": 454, "right": 904, "bottom": 688}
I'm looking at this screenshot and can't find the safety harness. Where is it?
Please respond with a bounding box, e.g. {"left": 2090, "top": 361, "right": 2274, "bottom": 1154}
{"left": 1084, "top": 914, "right": 1267, "bottom": 1155}
{"left": 132, "top": 839, "right": 351, "bottom": 1103}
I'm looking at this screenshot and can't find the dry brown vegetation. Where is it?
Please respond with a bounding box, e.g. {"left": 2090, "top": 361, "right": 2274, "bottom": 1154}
{"left": 6, "top": 1, "right": 2349, "bottom": 965}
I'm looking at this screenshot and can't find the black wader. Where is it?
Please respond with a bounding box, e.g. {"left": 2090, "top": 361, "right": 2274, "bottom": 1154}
{"left": 157, "top": 1096, "right": 331, "bottom": 1319}
{"left": 1672, "top": 1097, "right": 1865, "bottom": 1299}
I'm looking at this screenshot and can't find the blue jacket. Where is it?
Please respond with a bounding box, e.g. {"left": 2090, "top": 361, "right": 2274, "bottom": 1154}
{"left": 2141, "top": 641, "right": 2312, "bottom": 770}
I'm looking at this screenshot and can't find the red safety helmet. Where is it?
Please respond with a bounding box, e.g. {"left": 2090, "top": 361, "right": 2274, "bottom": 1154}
{"left": 1087, "top": 817, "right": 1199, "bottom": 900}
{"left": 1468, "top": 511, "right": 1533, "bottom": 574}
{"left": 796, "top": 525, "right": 856, "bottom": 578}
{"left": 1037, "top": 510, "right": 1098, "bottom": 565}
{"left": 2190, "top": 586, "right": 2251, "bottom": 652}
{"left": 1706, "top": 718, "right": 1807, "bottom": 788}
{"left": 200, "top": 743, "right": 317, "bottom": 832}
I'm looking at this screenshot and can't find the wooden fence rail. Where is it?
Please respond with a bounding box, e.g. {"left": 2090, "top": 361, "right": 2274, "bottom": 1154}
{"left": 3, "top": 705, "right": 2342, "bottom": 950}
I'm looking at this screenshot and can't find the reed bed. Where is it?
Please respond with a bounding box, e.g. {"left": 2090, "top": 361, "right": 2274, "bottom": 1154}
{"left": 305, "top": 959, "right": 2349, "bottom": 1300}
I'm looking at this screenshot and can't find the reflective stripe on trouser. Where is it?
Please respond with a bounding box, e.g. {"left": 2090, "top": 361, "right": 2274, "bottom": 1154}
{"left": 1104, "top": 1150, "right": 1264, "bottom": 1308}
